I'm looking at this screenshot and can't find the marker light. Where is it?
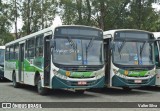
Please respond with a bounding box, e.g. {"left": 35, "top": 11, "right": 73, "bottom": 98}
{"left": 134, "top": 61, "right": 138, "bottom": 65}
{"left": 66, "top": 71, "right": 71, "bottom": 77}
{"left": 124, "top": 70, "right": 129, "bottom": 76}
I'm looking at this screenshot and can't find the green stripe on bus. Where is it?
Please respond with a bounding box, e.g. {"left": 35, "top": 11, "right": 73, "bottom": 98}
{"left": 119, "top": 69, "right": 148, "bottom": 77}
{"left": 58, "top": 69, "right": 93, "bottom": 77}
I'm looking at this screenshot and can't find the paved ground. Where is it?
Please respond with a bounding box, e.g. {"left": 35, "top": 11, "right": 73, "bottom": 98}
{"left": 0, "top": 80, "right": 160, "bottom": 111}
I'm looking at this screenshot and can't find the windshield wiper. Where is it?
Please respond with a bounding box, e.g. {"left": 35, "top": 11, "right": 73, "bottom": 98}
{"left": 85, "top": 37, "right": 95, "bottom": 63}
{"left": 140, "top": 41, "right": 147, "bottom": 58}
{"left": 67, "top": 37, "right": 77, "bottom": 50}
{"left": 86, "top": 37, "right": 95, "bottom": 51}
{"left": 117, "top": 41, "right": 126, "bottom": 58}
{"left": 118, "top": 41, "right": 126, "bottom": 53}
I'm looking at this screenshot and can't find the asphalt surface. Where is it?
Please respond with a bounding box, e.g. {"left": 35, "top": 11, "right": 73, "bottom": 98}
{"left": 0, "top": 80, "right": 160, "bottom": 111}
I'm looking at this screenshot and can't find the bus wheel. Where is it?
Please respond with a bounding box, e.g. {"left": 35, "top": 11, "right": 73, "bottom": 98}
{"left": 12, "top": 73, "right": 20, "bottom": 88}
{"left": 122, "top": 87, "right": 132, "bottom": 91}
{"left": 37, "top": 76, "right": 48, "bottom": 95}
{"left": 75, "top": 90, "right": 85, "bottom": 94}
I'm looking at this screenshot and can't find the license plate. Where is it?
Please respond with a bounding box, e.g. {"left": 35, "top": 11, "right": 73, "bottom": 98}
{"left": 134, "top": 80, "right": 142, "bottom": 83}
{"left": 78, "top": 81, "right": 87, "bottom": 85}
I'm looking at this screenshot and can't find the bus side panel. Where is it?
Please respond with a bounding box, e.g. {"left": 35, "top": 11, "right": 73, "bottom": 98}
{"left": 104, "top": 38, "right": 111, "bottom": 86}
{"left": 4, "top": 65, "right": 12, "bottom": 81}
{"left": 155, "top": 41, "right": 160, "bottom": 86}
{"left": 156, "top": 69, "right": 160, "bottom": 86}
{"left": 4, "top": 61, "right": 16, "bottom": 81}
{"left": 22, "top": 37, "right": 44, "bottom": 86}
{"left": 23, "top": 58, "right": 43, "bottom": 86}
{"left": 109, "top": 63, "right": 115, "bottom": 87}
{"left": 23, "top": 72, "right": 35, "bottom": 86}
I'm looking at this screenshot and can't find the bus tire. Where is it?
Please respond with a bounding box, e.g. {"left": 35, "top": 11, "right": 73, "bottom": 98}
{"left": 12, "top": 73, "right": 20, "bottom": 88}
{"left": 37, "top": 76, "right": 48, "bottom": 95}
{"left": 75, "top": 90, "right": 85, "bottom": 94}
{"left": 122, "top": 87, "right": 132, "bottom": 91}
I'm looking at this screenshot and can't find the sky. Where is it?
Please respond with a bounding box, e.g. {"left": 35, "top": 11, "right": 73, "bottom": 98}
{"left": 11, "top": 15, "right": 62, "bottom": 33}
{"left": 152, "top": 3, "right": 160, "bottom": 11}
{"left": 11, "top": 3, "right": 160, "bottom": 33}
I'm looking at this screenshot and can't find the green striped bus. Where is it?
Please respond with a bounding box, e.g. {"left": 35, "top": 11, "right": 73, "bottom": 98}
{"left": 103, "top": 29, "right": 156, "bottom": 91}
{"left": 4, "top": 25, "right": 105, "bottom": 95}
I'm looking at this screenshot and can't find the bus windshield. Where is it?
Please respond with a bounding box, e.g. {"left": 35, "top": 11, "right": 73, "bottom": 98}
{"left": 53, "top": 37, "right": 103, "bottom": 65}
{"left": 113, "top": 41, "right": 154, "bottom": 66}
{"left": 0, "top": 49, "right": 4, "bottom": 66}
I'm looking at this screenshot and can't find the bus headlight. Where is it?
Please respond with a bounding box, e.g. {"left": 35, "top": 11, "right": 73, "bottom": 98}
{"left": 95, "top": 73, "right": 104, "bottom": 79}
{"left": 53, "top": 70, "right": 67, "bottom": 80}
{"left": 113, "top": 69, "right": 118, "bottom": 74}
{"left": 56, "top": 73, "right": 67, "bottom": 80}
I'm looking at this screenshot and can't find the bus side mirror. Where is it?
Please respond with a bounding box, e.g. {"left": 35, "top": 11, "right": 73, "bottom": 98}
{"left": 50, "top": 39, "right": 54, "bottom": 48}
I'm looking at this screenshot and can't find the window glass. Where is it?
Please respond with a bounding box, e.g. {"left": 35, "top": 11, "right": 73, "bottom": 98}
{"left": 36, "top": 34, "right": 43, "bottom": 57}
{"left": 53, "top": 38, "right": 103, "bottom": 65}
{"left": 15, "top": 44, "right": 19, "bottom": 59}
{"left": 0, "top": 49, "right": 4, "bottom": 64}
{"left": 10, "top": 46, "right": 14, "bottom": 60}
{"left": 27, "top": 38, "right": 35, "bottom": 58}
{"left": 5, "top": 47, "right": 9, "bottom": 60}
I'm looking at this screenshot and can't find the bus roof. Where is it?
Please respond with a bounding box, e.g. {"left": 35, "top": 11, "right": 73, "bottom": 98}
{"left": 103, "top": 29, "right": 152, "bottom": 39}
{"left": 0, "top": 46, "right": 5, "bottom": 49}
{"left": 5, "top": 25, "right": 102, "bottom": 46}
{"left": 152, "top": 32, "right": 160, "bottom": 39}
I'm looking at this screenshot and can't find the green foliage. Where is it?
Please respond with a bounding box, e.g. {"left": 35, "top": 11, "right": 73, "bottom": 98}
{"left": 0, "top": 0, "right": 160, "bottom": 42}
{"left": 127, "top": 0, "right": 159, "bottom": 31}
{"left": 21, "top": 0, "right": 57, "bottom": 36}
{"left": 0, "top": 33, "right": 14, "bottom": 45}
{"left": 0, "top": 1, "right": 14, "bottom": 45}
{"left": 59, "top": 0, "right": 160, "bottom": 31}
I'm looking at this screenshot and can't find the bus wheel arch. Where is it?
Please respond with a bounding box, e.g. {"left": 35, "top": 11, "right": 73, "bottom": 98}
{"left": 35, "top": 72, "right": 48, "bottom": 95}
{"left": 12, "top": 70, "right": 20, "bottom": 88}
{"left": 37, "top": 76, "right": 48, "bottom": 95}
{"left": 34, "top": 71, "right": 40, "bottom": 86}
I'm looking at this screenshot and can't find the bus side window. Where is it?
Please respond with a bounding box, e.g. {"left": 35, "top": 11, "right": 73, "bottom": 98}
{"left": 25, "top": 40, "right": 28, "bottom": 58}
{"left": 5, "top": 47, "right": 9, "bottom": 60}
{"left": 27, "top": 38, "right": 35, "bottom": 58}
{"left": 155, "top": 42, "right": 160, "bottom": 66}
{"left": 10, "top": 45, "right": 14, "bottom": 60}
{"left": 15, "top": 44, "right": 19, "bottom": 59}
{"left": 36, "top": 34, "right": 43, "bottom": 57}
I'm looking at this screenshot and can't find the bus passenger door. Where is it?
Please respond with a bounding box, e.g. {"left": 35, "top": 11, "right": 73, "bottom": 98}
{"left": 44, "top": 35, "right": 52, "bottom": 86}
{"left": 155, "top": 39, "right": 160, "bottom": 85}
{"left": 19, "top": 43, "right": 25, "bottom": 82}
{"left": 104, "top": 38, "right": 111, "bottom": 86}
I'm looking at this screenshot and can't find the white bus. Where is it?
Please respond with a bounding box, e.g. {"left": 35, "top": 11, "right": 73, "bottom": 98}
{"left": 103, "top": 29, "right": 156, "bottom": 90}
{"left": 0, "top": 46, "right": 5, "bottom": 79}
{"left": 153, "top": 32, "right": 160, "bottom": 86}
{"left": 4, "top": 25, "right": 105, "bottom": 95}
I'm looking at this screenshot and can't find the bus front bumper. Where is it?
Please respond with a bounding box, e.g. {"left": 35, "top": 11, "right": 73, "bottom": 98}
{"left": 112, "top": 75, "right": 156, "bottom": 88}
{"left": 52, "top": 76, "right": 105, "bottom": 89}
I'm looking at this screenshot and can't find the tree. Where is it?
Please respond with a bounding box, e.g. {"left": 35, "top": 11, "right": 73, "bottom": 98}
{"left": 126, "top": 0, "right": 159, "bottom": 31}
{"left": 8, "top": 0, "right": 22, "bottom": 39}
{"left": 21, "top": 0, "right": 57, "bottom": 36}
{"left": 0, "top": 1, "right": 14, "bottom": 45}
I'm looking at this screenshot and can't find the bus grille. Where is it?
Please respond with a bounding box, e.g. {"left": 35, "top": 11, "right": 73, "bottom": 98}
{"left": 59, "top": 66, "right": 103, "bottom": 72}
{"left": 69, "top": 76, "right": 95, "bottom": 79}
